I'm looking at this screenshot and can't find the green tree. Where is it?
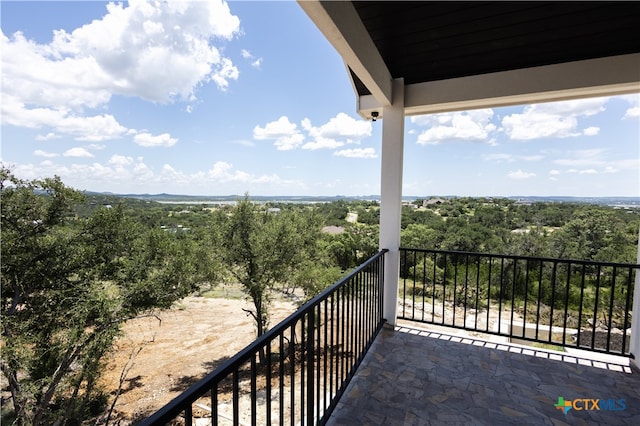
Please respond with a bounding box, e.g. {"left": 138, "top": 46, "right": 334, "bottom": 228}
{"left": 0, "top": 168, "right": 210, "bottom": 425}
{"left": 324, "top": 224, "right": 379, "bottom": 270}
{"left": 401, "top": 223, "right": 442, "bottom": 249}
{"left": 316, "top": 200, "right": 349, "bottom": 226}
{"left": 550, "top": 207, "right": 636, "bottom": 262}
{"left": 292, "top": 261, "right": 344, "bottom": 306}
{"left": 219, "top": 195, "right": 318, "bottom": 338}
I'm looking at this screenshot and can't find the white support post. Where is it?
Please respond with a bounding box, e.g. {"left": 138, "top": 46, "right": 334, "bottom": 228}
{"left": 629, "top": 226, "right": 640, "bottom": 371}
{"left": 380, "top": 78, "right": 405, "bottom": 326}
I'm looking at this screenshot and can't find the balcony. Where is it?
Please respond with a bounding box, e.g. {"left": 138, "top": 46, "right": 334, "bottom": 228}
{"left": 141, "top": 249, "right": 640, "bottom": 425}
{"left": 327, "top": 323, "right": 639, "bottom": 425}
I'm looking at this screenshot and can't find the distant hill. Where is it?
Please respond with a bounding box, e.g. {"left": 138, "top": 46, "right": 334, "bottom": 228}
{"left": 505, "top": 196, "right": 640, "bottom": 207}
{"left": 84, "top": 192, "right": 640, "bottom": 207}
{"left": 98, "top": 193, "right": 383, "bottom": 203}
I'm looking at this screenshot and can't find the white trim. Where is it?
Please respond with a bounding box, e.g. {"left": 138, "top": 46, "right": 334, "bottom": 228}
{"left": 298, "top": 0, "right": 393, "bottom": 107}
{"left": 630, "top": 228, "right": 640, "bottom": 370}
{"left": 356, "top": 53, "right": 640, "bottom": 117}
{"left": 380, "top": 79, "right": 405, "bottom": 326}
{"left": 405, "top": 53, "right": 640, "bottom": 115}
{"left": 356, "top": 94, "right": 383, "bottom": 120}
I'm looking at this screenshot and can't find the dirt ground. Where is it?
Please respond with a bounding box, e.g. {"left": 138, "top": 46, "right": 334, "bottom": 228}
{"left": 100, "top": 293, "right": 298, "bottom": 423}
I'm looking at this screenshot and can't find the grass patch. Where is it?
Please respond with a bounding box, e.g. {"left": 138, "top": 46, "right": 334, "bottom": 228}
{"left": 531, "top": 342, "right": 565, "bottom": 352}
{"left": 200, "top": 284, "right": 246, "bottom": 300}
{"left": 173, "top": 302, "right": 187, "bottom": 310}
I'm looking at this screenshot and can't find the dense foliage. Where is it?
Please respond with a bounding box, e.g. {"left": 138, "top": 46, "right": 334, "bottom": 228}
{"left": 216, "top": 195, "right": 321, "bottom": 338}
{"left": 0, "top": 168, "right": 217, "bottom": 425}
{"left": 402, "top": 197, "right": 639, "bottom": 264}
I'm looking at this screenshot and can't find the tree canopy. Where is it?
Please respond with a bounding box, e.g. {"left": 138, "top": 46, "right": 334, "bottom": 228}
{"left": 217, "top": 196, "right": 321, "bottom": 337}
{"left": 0, "top": 167, "right": 215, "bottom": 425}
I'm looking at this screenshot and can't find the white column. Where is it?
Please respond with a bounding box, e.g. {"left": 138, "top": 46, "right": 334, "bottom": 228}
{"left": 629, "top": 227, "right": 640, "bottom": 370}
{"left": 380, "top": 78, "right": 405, "bottom": 326}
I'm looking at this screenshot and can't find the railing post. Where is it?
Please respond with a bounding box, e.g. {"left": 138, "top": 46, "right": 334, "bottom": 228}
{"left": 379, "top": 78, "right": 405, "bottom": 326}
{"left": 306, "top": 309, "right": 315, "bottom": 425}
{"left": 629, "top": 227, "right": 640, "bottom": 370}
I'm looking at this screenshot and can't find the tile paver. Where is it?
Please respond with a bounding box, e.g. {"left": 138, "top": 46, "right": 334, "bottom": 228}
{"left": 327, "top": 323, "right": 640, "bottom": 425}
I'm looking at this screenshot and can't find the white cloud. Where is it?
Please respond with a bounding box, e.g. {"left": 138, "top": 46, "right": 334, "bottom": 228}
{"left": 583, "top": 126, "right": 600, "bottom": 136}
{"left": 624, "top": 106, "right": 640, "bottom": 119}
{"left": 412, "top": 109, "right": 496, "bottom": 145}
{"left": 1, "top": 0, "right": 240, "bottom": 141}
{"left": 134, "top": 132, "right": 178, "bottom": 147}
{"left": 205, "top": 161, "right": 279, "bottom": 184}
{"left": 501, "top": 98, "right": 607, "bottom": 140}
{"left": 549, "top": 169, "right": 560, "bottom": 175}
{"left": 11, "top": 157, "right": 158, "bottom": 188}
{"left": 554, "top": 148, "right": 606, "bottom": 167}
{"left": 507, "top": 170, "right": 536, "bottom": 179}
{"left": 520, "top": 155, "right": 545, "bottom": 161}
{"left": 254, "top": 113, "right": 373, "bottom": 153}
{"left": 333, "top": 148, "right": 377, "bottom": 159}
{"left": 85, "top": 144, "right": 106, "bottom": 151}
{"left": 34, "top": 149, "right": 58, "bottom": 158}
{"left": 240, "top": 48, "right": 262, "bottom": 69}
{"left": 35, "top": 133, "right": 60, "bottom": 141}
{"left": 108, "top": 154, "right": 134, "bottom": 166}
{"left": 620, "top": 94, "right": 639, "bottom": 119}
{"left": 482, "top": 153, "right": 544, "bottom": 162}
{"left": 302, "top": 112, "right": 372, "bottom": 144}
{"left": 210, "top": 57, "right": 240, "bottom": 90}
{"left": 272, "top": 134, "right": 305, "bottom": 151}
{"left": 208, "top": 161, "right": 233, "bottom": 178}
{"left": 48, "top": 0, "right": 240, "bottom": 100}
{"left": 302, "top": 138, "right": 344, "bottom": 150}
{"left": 2, "top": 92, "right": 130, "bottom": 142}
{"left": 132, "top": 160, "right": 154, "bottom": 180}
{"left": 63, "top": 147, "right": 94, "bottom": 158}
{"left": 552, "top": 149, "right": 638, "bottom": 174}
{"left": 240, "top": 48, "right": 262, "bottom": 68}
{"left": 59, "top": 114, "right": 129, "bottom": 141}
{"left": 160, "top": 164, "right": 189, "bottom": 184}
{"left": 253, "top": 116, "right": 299, "bottom": 139}
{"left": 613, "top": 158, "right": 640, "bottom": 170}
{"left": 253, "top": 116, "right": 304, "bottom": 151}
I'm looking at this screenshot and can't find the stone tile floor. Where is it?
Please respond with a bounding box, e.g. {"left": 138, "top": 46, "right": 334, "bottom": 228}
{"left": 327, "top": 323, "right": 640, "bottom": 425}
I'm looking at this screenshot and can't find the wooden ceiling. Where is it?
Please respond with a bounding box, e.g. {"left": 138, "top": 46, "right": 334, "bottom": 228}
{"left": 349, "top": 1, "right": 640, "bottom": 96}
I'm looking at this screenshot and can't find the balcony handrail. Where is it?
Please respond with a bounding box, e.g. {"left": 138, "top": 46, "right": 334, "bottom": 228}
{"left": 141, "top": 249, "right": 388, "bottom": 425}
{"left": 399, "top": 247, "right": 638, "bottom": 357}
{"left": 400, "top": 247, "right": 640, "bottom": 269}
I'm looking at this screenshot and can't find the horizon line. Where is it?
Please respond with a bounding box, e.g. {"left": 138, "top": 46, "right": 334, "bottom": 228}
{"left": 87, "top": 191, "right": 640, "bottom": 201}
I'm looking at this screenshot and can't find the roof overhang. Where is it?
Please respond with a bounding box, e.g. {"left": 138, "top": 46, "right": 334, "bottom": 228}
{"left": 299, "top": 0, "right": 394, "bottom": 108}
{"left": 298, "top": 1, "right": 640, "bottom": 120}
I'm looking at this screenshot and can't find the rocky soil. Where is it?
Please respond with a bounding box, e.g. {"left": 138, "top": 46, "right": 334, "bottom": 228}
{"left": 100, "top": 294, "right": 298, "bottom": 423}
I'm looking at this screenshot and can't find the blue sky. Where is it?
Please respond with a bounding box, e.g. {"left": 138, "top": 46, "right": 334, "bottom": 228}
{"left": 1, "top": 0, "right": 639, "bottom": 197}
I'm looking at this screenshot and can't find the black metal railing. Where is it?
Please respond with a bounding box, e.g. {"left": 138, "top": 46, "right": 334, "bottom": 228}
{"left": 399, "top": 248, "right": 638, "bottom": 356}
{"left": 141, "top": 250, "right": 387, "bottom": 426}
